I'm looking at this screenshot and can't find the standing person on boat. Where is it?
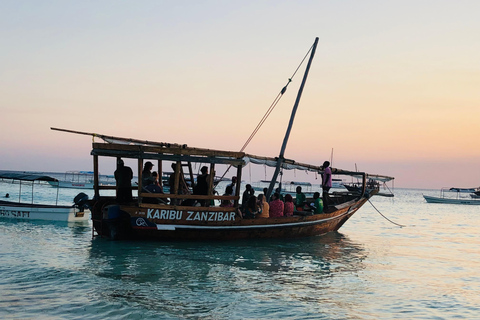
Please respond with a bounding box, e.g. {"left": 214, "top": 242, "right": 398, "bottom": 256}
{"left": 168, "top": 163, "right": 190, "bottom": 205}
{"left": 243, "top": 195, "right": 261, "bottom": 219}
{"left": 225, "top": 176, "right": 237, "bottom": 196}
{"left": 269, "top": 193, "right": 284, "bottom": 217}
{"left": 295, "top": 186, "right": 306, "bottom": 210}
{"left": 257, "top": 194, "right": 269, "bottom": 218}
{"left": 284, "top": 194, "right": 294, "bottom": 216}
{"left": 114, "top": 158, "right": 133, "bottom": 204}
{"left": 321, "top": 161, "right": 332, "bottom": 207}
{"left": 241, "top": 184, "right": 254, "bottom": 212}
{"left": 141, "top": 161, "right": 154, "bottom": 188}
{"left": 193, "top": 166, "right": 209, "bottom": 206}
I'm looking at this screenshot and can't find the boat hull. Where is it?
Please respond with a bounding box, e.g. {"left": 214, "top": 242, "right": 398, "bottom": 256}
{"left": 423, "top": 195, "right": 480, "bottom": 205}
{"left": 91, "top": 196, "right": 367, "bottom": 240}
{"left": 0, "top": 200, "right": 90, "bottom": 222}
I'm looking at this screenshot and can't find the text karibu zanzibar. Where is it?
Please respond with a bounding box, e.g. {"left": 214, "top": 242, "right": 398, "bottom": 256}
{"left": 146, "top": 209, "right": 236, "bottom": 221}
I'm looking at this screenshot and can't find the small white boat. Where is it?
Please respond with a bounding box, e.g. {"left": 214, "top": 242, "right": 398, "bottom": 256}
{"left": 423, "top": 187, "right": 480, "bottom": 205}
{"left": 0, "top": 171, "right": 90, "bottom": 222}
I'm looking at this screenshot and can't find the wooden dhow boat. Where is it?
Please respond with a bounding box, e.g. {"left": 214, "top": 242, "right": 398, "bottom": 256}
{"left": 0, "top": 171, "right": 90, "bottom": 222}
{"left": 52, "top": 37, "right": 394, "bottom": 240}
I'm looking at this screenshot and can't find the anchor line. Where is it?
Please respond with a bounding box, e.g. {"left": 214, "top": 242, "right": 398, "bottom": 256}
{"left": 368, "top": 199, "right": 405, "bottom": 227}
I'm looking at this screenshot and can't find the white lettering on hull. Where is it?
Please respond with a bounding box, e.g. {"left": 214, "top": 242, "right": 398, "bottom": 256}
{"left": 0, "top": 209, "right": 30, "bottom": 218}
{"left": 146, "top": 209, "right": 236, "bottom": 222}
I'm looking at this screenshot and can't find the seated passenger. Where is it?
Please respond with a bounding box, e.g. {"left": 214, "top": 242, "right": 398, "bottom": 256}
{"left": 309, "top": 192, "right": 323, "bottom": 214}
{"left": 295, "top": 186, "right": 306, "bottom": 210}
{"left": 152, "top": 171, "right": 163, "bottom": 191}
{"left": 269, "top": 193, "right": 284, "bottom": 218}
{"left": 141, "top": 161, "right": 155, "bottom": 188}
{"left": 269, "top": 188, "right": 284, "bottom": 202}
{"left": 284, "top": 194, "right": 294, "bottom": 216}
{"left": 220, "top": 185, "right": 234, "bottom": 207}
{"left": 257, "top": 194, "right": 269, "bottom": 218}
{"left": 144, "top": 177, "right": 164, "bottom": 205}
{"left": 147, "top": 171, "right": 163, "bottom": 192}
{"left": 243, "top": 195, "right": 261, "bottom": 219}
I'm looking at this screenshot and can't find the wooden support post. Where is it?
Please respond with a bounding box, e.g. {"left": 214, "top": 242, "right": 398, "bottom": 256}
{"left": 93, "top": 155, "right": 99, "bottom": 199}
{"left": 187, "top": 162, "right": 194, "bottom": 189}
{"left": 234, "top": 165, "right": 242, "bottom": 207}
{"left": 157, "top": 159, "right": 163, "bottom": 188}
{"left": 138, "top": 159, "right": 143, "bottom": 203}
{"left": 174, "top": 161, "right": 181, "bottom": 195}
{"left": 208, "top": 163, "right": 215, "bottom": 196}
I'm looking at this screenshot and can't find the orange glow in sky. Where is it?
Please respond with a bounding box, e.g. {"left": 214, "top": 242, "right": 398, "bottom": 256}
{"left": 1, "top": 1, "right": 479, "bottom": 189}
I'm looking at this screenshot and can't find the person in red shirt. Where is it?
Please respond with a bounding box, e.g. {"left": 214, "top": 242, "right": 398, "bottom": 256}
{"left": 284, "top": 194, "right": 294, "bottom": 216}
{"left": 269, "top": 193, "right": 284, "bottom": 217}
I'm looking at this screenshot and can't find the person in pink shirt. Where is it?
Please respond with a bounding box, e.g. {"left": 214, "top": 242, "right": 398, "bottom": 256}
{"left": 322, "top": 161, "right": 332, "bottom": 206}
{"left": 269, "top": 193, "right": 284, "bottom": 217}
{"left": 283, "top": 194, "right": 294, "bottom": 216}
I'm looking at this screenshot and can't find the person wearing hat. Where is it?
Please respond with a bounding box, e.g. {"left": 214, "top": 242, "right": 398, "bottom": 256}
{"left": 142, "top": 161, "right": 155, "bottom": 188}
{"left": 114, "top": 158, "right": 133, "bottom": 203}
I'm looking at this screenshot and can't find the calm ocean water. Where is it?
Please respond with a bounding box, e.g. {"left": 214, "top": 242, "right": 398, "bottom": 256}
{"left": 1, "top": 184, "right": 479, "bottom": 319}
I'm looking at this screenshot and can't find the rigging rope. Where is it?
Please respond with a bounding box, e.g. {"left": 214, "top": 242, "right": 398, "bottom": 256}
{"left": 239, "top": 45, "right": 314, "bottom": 152}
{"left": 214, "top": 43, "right": 316, "bottom": 188}
{"left": 368, "top": 199, "right": 405, "bottom": 227}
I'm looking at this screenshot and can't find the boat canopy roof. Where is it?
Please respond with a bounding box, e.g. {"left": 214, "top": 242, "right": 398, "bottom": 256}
{"left": 448, "top": 187, "right": 476, "bottom": 193}
{"left": 51, "top": 128, "right": 395, "bottom": 183}
{"left": 0, "top": 171, "right": 58, "bottom": 182}
{"left": 243, "top": 155, "right": 394, "bottom": 181}
{"left": 88, "top": 141, "right": 394, "bottom": 182}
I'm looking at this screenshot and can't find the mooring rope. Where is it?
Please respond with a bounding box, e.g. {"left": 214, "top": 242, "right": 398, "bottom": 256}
{"left": 368, "top": 199, "right": 405, "bottom": 227}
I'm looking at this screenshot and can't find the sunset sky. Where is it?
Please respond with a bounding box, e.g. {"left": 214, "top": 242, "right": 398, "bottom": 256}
{"left": 1, "top": 1, "right": 479, "bottom": 189}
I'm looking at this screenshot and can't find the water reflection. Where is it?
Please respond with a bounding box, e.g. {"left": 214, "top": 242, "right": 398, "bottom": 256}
{"left": 85, "top": 233, "right": 368, "bottom": 318}
{"left": 87, "top": 233, "right": 367, "bottom": 276}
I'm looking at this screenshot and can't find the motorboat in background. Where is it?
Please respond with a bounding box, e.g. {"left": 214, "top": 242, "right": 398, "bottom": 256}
{"left": 0, "top": 171, "right": 90, "bottom": 222}
{"left": 47, "top": 171, "right": 95, "bottom": 189}
{"left": 423, "top": 187, "right": 480, "bottom": 205}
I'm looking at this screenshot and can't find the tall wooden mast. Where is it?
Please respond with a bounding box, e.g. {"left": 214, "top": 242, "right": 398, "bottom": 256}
{"left": 266, "top": 37, "right": 319, "bottom": 200}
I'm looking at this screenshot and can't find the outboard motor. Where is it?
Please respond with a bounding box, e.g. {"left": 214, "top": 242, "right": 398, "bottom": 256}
{"left": 73, "top": 192, "right": 89, "bottom": 212}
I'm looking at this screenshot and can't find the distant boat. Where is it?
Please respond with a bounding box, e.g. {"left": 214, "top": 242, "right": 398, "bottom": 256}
{"left": 342, "top": 177, "right": 394, "bottom": 198}
{"left": 472, "top": 188, "right": 480, "bottom": 197}
{"left": 423, "top": 187, "right": 480, "bottom": 205}
{"left": 0, "top": 171, "right": 90, "bottom": 222}
{"left": 46, "top": 171, "right": 115, "bottom": 189}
